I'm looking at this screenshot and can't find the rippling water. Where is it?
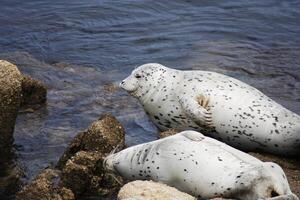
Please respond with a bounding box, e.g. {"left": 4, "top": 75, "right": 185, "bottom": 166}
{"left": 1, "top": 0, "right": 300, "bottom": 197}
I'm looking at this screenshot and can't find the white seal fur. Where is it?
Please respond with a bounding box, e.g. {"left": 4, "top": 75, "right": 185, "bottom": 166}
{"left": 120, "top": 63, "right": 300, "bottom": 156}
{"left": 104, "top": 131, "right": 298, "bottom": 200}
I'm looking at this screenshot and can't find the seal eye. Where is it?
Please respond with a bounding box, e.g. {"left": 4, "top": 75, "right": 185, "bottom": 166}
{"left": 135, "top": 74, "right": 142, "bottom": 79}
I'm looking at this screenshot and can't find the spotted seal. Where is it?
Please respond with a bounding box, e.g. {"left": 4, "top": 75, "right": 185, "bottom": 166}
{"left": 120, "top": 63, "right": 300, "bottom": 156}
{"left": 104, "top": 131, "right": 298, "bottom": 200}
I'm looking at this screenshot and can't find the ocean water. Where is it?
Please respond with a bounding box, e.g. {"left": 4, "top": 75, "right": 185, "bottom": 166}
{"left": 0, "top": 0, "right": 300, "bottom": 198}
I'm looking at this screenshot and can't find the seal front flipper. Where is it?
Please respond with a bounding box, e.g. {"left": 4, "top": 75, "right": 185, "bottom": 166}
{"left": 178, "top": 94, "right": 213, "bottom": 128}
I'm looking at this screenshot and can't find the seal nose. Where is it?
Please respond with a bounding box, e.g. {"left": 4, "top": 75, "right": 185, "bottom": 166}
{"left": 119, "top": 80, "right": 125, "bottom": 88}
{"left": 103, "top": 155, "right": 115, "bottom": 172}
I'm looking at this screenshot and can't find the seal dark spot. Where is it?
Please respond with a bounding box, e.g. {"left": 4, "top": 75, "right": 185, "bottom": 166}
{"left": 271, "top": 190, "right": 279, "bottom": 197}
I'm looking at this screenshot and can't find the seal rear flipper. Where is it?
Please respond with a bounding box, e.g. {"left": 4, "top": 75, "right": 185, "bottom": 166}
{"left": 178, "top": 95, "right": 213, "bottom": 128}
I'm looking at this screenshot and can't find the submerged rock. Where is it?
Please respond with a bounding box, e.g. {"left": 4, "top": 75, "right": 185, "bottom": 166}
{"left": 57, "top": 113, "right": 125, "bottom": 168}
{"left": 117, "top": 180, "right": 196, "bottom": 200}
{"left": 0, "top": 60, "right": 22, "bottom": 165}
{"left": 16, "top": 169, "right": 75, "bottom": 200}
{"left": 21, "top": 75, "right": 47, "bottom": 107}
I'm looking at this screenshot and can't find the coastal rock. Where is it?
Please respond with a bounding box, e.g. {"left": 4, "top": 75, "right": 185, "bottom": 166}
{"left": 16, "top": 113, "right": 125, "bottom": 199}
{"left": 117, "top": 180, "right": 196, "bottom": 200}
{"left": 61, "top": 150, "right": 121, "bottom": 196}
{"left": 55, "top": 113, "right": 125, "bottom": 197}
{"left": 0, "top": 60, "right": 22, "bottom": 166}
{"left": 158, "top": 129, "right": 179, "bottom": 139}
{"left": 21, "top": 75, "right": 47, "bottom": 107}
{"left": 16, "top": 169, "right": 75, "bottom": 200}
{"left": 57, "top": 113, "right": 125, "bottom": 168}
{"left": 0, "top": 164, "right": 24, "bottom": 199}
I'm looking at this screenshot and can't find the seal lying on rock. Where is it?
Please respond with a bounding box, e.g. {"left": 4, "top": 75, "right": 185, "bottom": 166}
{"left": 120, "top": 63, "right": 300, "bottom": 156}
{"left": 104, "top": 131, "right": 298, "bottom": 200}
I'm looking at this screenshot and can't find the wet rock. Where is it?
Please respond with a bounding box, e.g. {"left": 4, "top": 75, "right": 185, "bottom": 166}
{"left": 57, "top": 113, "right": 125, "bottom": 168}
{"left": 0, "top": 164, "right": 24, "bottom": 199}
{"left": 0, "top": 60, "right": 22, "bottom": 166}
{"left": 16, "top": 169, "right": 75, "bottom": 200}
{"left": 17, "top": 113, "right": 125, "bottom": 200}
{"left": 54, "top": 113, "right": 125, "bottom": 198}
{"left": 103, "top": 83, "right": 119, "bottom": 93}
{"left": 158, "top": 129, "right": 179, "bottom": 139}
{"left": 21, "top": 75, "right": 47, "bottom": 107}
{"left": 117, "top": 180, "right": 196, "bottom": 200}
{"left": 249, "top": 152, "right": 300, "bottom": 198}
{"left": 61, "top": 152, "right": 92, "bottom": 195}
{"left": 61, "top": 151, "right": 122, "bottom": 197}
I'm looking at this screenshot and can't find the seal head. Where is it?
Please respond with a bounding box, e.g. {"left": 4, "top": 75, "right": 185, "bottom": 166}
{"left": 120, "top": 63, "right": 171, "bottom": 99}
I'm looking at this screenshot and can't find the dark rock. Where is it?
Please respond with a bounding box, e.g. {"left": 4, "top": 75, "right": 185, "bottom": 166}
{"left": 57, "top": 113, "right": 125, "bottom": 168}
{"left": 0, "top": 60, "right": 22, "bottom": 168}
{"left": 16, "top": 169, "right": 75, "bottom": 200}
{"left": 158, "top": 129, "right": 180, "bottom": 139}
{"left": 0, "top": 164, "right": 24, "bottom": 199}
{"left": 18, "top": 114, "right": 125, "bottom": 199}
{"left": 61, "top": 151, "right": 101, "bottom": 195}
{"left": 55, "top": 113, "right": 125, "bottom": 198}
{"left": 103, "top": 83, "right": 119, "bottom": 93}
{"left": 21, "top": 75, "right": 47, "bottom": 107}
{"left": 61, "top": 151, "right": 122, "bottom": 197}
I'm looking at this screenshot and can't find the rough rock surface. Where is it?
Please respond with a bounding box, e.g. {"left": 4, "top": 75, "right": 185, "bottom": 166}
{"left": 57, "top": 113, "right": 125, "bottom": 197}
{"left": 57, "top": 113, "right": 125, "bottom": 168}
{"left": 21, "top": 75, "right": 47, "bottom": 107}
{"left": 0, "top": 60, "right": 22, "bottom": 165}
{"left": 0, "top": 60, "right": 47, "bottom": 199}
{"left": 158, "top": 129, "right": 179, "bottom": 139}
{"left": 16, "top": 113, "right": 125, "bottom": 199}
{"left": 61, "top": 150, "right": 122, "bottom": 196}
{"left": 117, "top": 180, "right": 197, "bottom": 200}
{"left": 16, "top": 169, "right": 75, "bottom": 200}
{"left": 0, "top": 164, "right": 24, "bottom": 199}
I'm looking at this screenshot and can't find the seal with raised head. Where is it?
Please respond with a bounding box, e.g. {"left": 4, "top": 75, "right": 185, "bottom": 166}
{"left": 104, "top": 131, "right": 298, "bottom": 200}
{"left": 120, "top": 63, "right": 300, "bottom": 156}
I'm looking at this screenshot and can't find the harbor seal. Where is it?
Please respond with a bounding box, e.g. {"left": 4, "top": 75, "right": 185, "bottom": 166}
{"left": 120, "top": 63, "right": 300, "bottom": 156}
{"left": 104, "top": 131, "right": 298, "bottom": 200}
